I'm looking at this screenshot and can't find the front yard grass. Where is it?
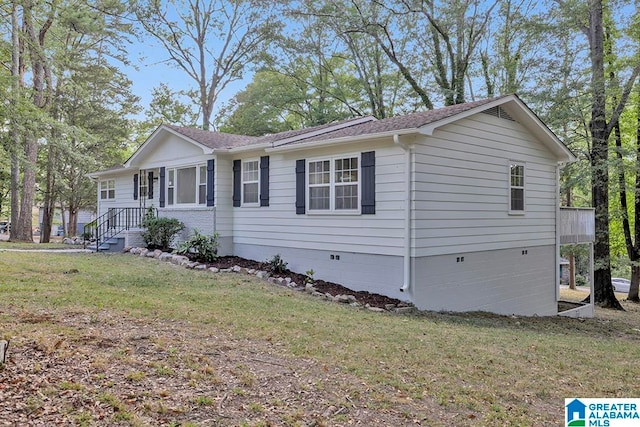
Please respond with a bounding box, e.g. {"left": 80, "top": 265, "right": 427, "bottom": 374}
{"left": 1, "top": 251, "right": 640, "bottom": 426}
{"left": 0, "top": 240, "right": 70, "bottom": 250}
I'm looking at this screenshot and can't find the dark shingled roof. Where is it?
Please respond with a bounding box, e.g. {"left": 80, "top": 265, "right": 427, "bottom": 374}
{"left": 165, "top": 124, "right": 259, "bottom": 149}
{"left": 276, "top": 96, "right": 506, "bottom": 146}
{"left": 163, "top": 98, "right": 506, "bottom": 149}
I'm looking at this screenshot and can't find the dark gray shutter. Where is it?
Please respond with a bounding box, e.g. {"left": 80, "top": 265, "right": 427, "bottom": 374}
{"left": 147, "top": 171, "right": 154, "bottom": 199}
{"left": 207, "top": 159, "right": 215, "bottom": 207}
{"left": 133, "top": 174, "right": 138, "bottom": 200}
{"left": 295, "top": 159, "right": 305, "bottom": 214}
{"left": 159, "top": 167, "right": 166, "bottom": 208}
{"left": 361, "top": 151, "right": 375, "bottom": 214}
{"left": 232, "top": 160, "right": 241, "bottom": 207}
{"left": 260, "top": 156, "right": 269, "bottom": 207}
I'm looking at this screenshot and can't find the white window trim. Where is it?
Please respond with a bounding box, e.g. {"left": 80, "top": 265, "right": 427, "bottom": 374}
{"left": 165, "top": 163, "right": 207, "bottom": 207}
{"left": 508, "top": 161, "right": 526, "bottom": 215}
{"left": 306, "top": 153, "right": 361, "bottom": 214}
{"left": 100, "top": 179, "right": 115, "bottom": 200}
{"left": 241, "top": 159, "right": 260, "bottom": 207}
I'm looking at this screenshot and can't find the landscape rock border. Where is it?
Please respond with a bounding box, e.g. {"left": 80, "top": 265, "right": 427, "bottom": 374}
{"left": 123, "top": 247, "right": 415, "bottom": 314}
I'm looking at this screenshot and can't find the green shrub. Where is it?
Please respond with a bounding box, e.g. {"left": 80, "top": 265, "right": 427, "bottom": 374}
{"left": 575, "top": 275, "right": 588, "bottom": 287}
{"left": 176, "top": 230, "right": 219, "bottom": 263}
{"left": 141, "top": 217, "right": 185, "bottom": 251}
{"left": 266, "top": 254, "right": 288, "bottom": 274}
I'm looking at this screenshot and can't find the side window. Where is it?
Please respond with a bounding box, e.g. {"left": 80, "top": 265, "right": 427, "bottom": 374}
{"left": 199, "top": 165, "right": 207, "bottom": 205}
{"left": 307, "top": 156, "right": 359, "bottom": 212}
{"left": 509, "top": 162, "right": 525, "bottom": 213}
{"left": 139, "top": 171, "right": 148, "bottom": 198}
{"left": 100, "top": 180, "right": 115, "bottom": 200}
{"left": 308, "top": 160, "right": 330, "bottom": 210}
{"left": 167, "top": 169, "right": 175, "bottom": 206}
{"left": 242, "top": 160, "right": 259, "bottom": 205}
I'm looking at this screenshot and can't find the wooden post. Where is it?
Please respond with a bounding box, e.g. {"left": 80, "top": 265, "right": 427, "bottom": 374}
{"left": 0, "top": 340, "right": 8, "bottom": 364}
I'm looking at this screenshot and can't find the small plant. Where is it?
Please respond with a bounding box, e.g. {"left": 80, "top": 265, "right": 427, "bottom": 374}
{"left": 141, "top": 217, "right": 184, "bottom": 251}
{"left": 193, "top": 396, "right": 214, "bottom": 406}
{"left": 305, "top": 269, "right": 315, "bottom": 285}
{"left": 176, "top": 230, "right": 219, "bottom": 263}
{"left": 575, "top": 275, "right": 588, "bottom": 287}
{"left": 266, "top": 254, "right": 288, "bottom": 274}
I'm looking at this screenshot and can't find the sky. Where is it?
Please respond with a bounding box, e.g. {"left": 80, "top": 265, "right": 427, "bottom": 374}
{"left": 120, "top": 14, "right": 256, "bottom": 126}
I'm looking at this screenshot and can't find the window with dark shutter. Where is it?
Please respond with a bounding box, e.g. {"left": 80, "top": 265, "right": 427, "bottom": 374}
{"left": 260, "top": 156, "right": 269, "bottom": 207}
{"left": 133, "top": 174, "right": 139, "bottom": 200}
{"left": 159, "top": 167, "right": 166, "bottom": 207}
{"left": 295, "top": 159, "right": 306, "bottom": 214}
{"left": 361, "top": 151, "right": 375, "bottom": 214}
{"left": 232, "top": 160, "right": 241, "bottom": 207}
{"left": 207, "top": 159, "right": 215, "bottom": 207}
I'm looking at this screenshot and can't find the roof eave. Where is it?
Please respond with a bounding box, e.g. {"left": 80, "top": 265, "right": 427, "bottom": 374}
{"left": 85, "top": 168, "right": 126, "bottom": 179}
{"left": 265, "top": 129, "right": 418, "bottom": 153}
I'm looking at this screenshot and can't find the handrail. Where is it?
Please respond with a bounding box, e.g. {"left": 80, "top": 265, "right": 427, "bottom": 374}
{"left": 83, "top": 207, "right": 156, "bottom": 251}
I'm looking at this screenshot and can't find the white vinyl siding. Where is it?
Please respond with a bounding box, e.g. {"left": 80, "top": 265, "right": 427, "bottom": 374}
{"left": 412, "top": 113, "right": 558, "bottom": 257}
{"left": 100, "top": 180, "right": 115, "bottom": 200}
{"left": 307, "top": 155, "right": 359, "bottom": 212}
{"left": 231, "top": 143, "right": 406, "bottom": 257}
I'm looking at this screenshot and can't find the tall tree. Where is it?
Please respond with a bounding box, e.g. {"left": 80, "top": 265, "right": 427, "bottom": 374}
{"left": 613, "top": 91, "right": 640, "bottom": 302}
{"left": 580, "top": 0, "right": 639, "bottom": 308}
{"left": 133, "top": 0, "right": 279, "bottom": 130}
{"left": 37, "top": 0, "right": 136, "bottom": 241}
{"left": 9, "top": 0, "right": 55, "bottom": 242}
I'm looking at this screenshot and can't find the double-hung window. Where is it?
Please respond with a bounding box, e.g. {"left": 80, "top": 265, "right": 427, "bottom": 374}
{"left": 242, "top": 160, "right": 259, "bottom": 205}
{"left": 100, "top": 180, "right": 115, "bottom": 200}
{"left": 308, "top": 156, "right": 359, "bottom": 212}
{"left": 139, "top": 171, "right": 148, "bottom": 199}
{"left": 166, "top": 164, "right": 207, "bottom": 206}
{"left": 509, "top": 162, "right": 525, "bottom": 213}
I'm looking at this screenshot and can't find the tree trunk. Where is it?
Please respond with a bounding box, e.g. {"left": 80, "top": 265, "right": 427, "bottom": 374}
{"left": 569, "top": 254, "right": 576, "bottom": 290}
{"left": 9, "top": 0, "right": 21, "bottom": 242}
{"left": 15, "top": 1, "right": 48, "bottom": 242}
{"left": 629, "top": 92, "right": 640, "bottom": 302}
{"left": 629, "top": 264, "right": 640, "bottom": 302}
{"left": 67, "top": 208, "right": 78, "bottom": 237}
{"left": 587, "top": 0, "right": 622, "bottom": 309}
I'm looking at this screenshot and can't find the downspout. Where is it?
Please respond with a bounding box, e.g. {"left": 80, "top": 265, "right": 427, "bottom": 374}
{"left": 394, "top": 134, "right": 412, "bottom": 293}
{"left": 555, "top": 163, "right": 562, "bottom": 304}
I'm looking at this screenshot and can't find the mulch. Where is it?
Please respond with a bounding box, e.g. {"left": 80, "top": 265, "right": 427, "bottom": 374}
{"left": 198, "top": 256, "right": 406, "bottom": 309}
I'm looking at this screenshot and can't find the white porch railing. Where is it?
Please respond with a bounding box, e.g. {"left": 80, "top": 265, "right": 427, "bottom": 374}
{"left": 559, "top": 207, "right": 595, "bottom": 244}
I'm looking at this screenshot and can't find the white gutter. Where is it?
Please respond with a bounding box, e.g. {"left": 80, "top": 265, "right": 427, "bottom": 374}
{"left": 224, "top": 142, "right": 273, "bottom": 153}
{"left": 394, "top": 134, "right": 412, "bottom": 293}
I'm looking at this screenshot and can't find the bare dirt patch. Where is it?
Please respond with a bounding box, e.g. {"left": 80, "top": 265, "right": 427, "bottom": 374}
{"left": 0, "top": 307, "right": 466, "bottom": 426}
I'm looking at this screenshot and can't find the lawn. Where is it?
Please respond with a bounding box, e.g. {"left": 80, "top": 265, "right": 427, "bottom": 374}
{"left": 1, "top": 251, "right": 639, "bottom": 426}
